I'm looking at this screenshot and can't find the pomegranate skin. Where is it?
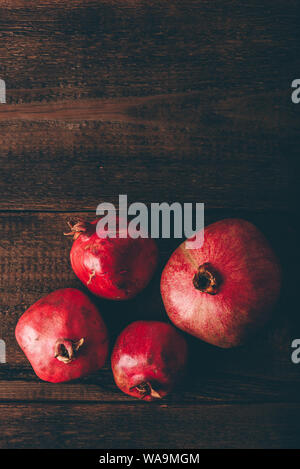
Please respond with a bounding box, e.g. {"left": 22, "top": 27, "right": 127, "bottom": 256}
{"left": 67, "top": 219, "right": 158, "bottom": 300}
{"left": 111, "top": 321, "right": 188, "bottom": 401}
{"left": 15, "top": 288, "right": 109, "bottom": 383}
{"left": 161, "top": 219, "right": 281, "bottom": 348}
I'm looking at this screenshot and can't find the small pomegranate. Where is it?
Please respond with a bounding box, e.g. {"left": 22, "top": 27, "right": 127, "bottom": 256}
{"left": 111, "top": 321, "right": 188, "bottom": 401}
{"left": 161, "top": 219, "right": 281, "bottom": 348}
{"left": 15, "top": 288, "right": 108, "bottom": 383}
{"left": 65, "top": 218, "right": 158, "bottom": 300}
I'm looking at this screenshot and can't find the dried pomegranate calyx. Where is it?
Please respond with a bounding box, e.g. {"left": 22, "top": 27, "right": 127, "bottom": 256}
{"left": 134, "top": 382, "right": 162, "bottom": 400}
{"left": 54, "top": 338, "right": 85, "bottom": 364}
{"left": 64, "top": 219, "right": 92, "bottom": 241}
{"left": 193, "top": 262, "right": 221, "bottom": 295}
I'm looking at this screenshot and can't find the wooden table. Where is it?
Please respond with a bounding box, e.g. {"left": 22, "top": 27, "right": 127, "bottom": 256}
{"left": 0, "top": 0, "right": 299, "bottom": 449}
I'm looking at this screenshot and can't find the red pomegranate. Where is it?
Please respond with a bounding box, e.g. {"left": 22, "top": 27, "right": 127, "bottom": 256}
{"left": 111, "top": 321, "right": 188, "bottom": 401}
{"left": 65, "top": 218, "right": 158, "bottom": 300}
{"left": 15, "top": 288, "right": 108, "bottom": 382}
{"left": 161, "top": 219, "right": 281, "bottom": 348}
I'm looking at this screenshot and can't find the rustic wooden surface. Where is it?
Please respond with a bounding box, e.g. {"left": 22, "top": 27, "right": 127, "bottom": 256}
{"left": 0, "top": 0, "right": 299, "bottom": 449}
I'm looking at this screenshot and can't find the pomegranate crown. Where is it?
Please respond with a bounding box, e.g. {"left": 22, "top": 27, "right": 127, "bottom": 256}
{"left": 64, "top": 219, "right": 92, "bottom": 241}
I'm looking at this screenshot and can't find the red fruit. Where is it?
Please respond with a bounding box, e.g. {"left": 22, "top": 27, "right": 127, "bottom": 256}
{"left": 65, "top": 218, "right": 158, "bottom": 300}
{"left": 111, "top": 321, "right": 188, "bottom": 401}
{"left": 161, "top": 219, "right": 281, "bottom": 348}
{"left": 15, "top": 288, "right": 108, "bottom": 383}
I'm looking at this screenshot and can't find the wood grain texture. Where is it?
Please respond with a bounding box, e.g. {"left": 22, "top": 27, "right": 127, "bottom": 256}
{"left": 0, "top": 0, "right": 299, "bottom": 211}
{"left": 0, "top": 403, "right": 300, "bottom": 449}
{"left": 0, "top": 91, "right": 296, "bottom": 211}
{"left": 1, "top": 0, "right": 299, "bottom": 103}
{"left": 0, "top": 370, "right": 299, "bottom": 405}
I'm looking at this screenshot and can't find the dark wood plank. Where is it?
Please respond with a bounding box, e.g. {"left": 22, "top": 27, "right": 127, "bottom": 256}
{"left": 0, "top": 402, "right": 300, "bottom": 449}
{"left": 0, "top": 370, "right": 300, "bottom": 405}
{"left": 0, "top": 211, "right": 299, "bottom": 404}
{"left": 0, "top": 90, "right": 296, "bottom": 211}
{"left": 1, "top": 0, "right": 298, "bottom": 102}
{"left": 0, "top": 0, "right": 298, "bottom": 211}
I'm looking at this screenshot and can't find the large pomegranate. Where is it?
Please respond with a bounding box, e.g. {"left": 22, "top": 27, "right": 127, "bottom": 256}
{"left": 65, "top": 218, "right": 158, "bottom": 300}
{"left": 15, "top": 288, "right": 108, "bottom": 382}
{"left": 161, "top": 219, "right": 281, "bottom": 348}
{"left": 111, "top": 321, "right": 188, "bottom": 401}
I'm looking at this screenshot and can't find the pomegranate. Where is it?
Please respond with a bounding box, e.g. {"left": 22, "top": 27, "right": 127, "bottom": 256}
{"left": 111, "top": 321, "right": 188, "bottom": 401}
{"left": 161, "top": 218, "right": 281, "bottom": 348}
{"left": 65, "top": 218, "right": 158, "bottom": 300}
{"left": 15, "top": 288, "right": 108, "bottom": 382}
